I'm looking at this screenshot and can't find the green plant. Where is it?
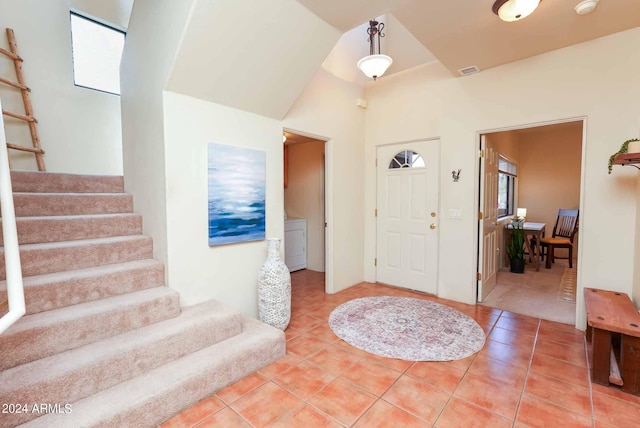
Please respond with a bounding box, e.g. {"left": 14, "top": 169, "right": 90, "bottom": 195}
{"left": 506, "top": 219, "right": 525, "bottom": 260}
{"left": 608, "top": 138, "right": 640, "bottom": 174}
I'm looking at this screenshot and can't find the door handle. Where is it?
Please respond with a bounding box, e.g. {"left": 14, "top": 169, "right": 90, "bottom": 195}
{"left": 430, "top": 223, "right": 437, "bottom": 230}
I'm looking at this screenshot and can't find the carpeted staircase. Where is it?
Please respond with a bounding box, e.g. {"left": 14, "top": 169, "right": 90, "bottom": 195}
{"left": 0, "top": 171, "right": 285, "bottom": 427}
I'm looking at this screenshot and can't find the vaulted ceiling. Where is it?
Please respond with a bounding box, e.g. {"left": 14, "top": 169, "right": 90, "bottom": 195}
{"left": 301, "top": 0, "right": 640, "bottom": 83}
{"left": 162, "top": 0, "right": 640, "bottom": 119}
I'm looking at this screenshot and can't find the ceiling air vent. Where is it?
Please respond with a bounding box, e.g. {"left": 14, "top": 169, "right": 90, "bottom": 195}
{"left": 458, "top": 65, "right": 480, "bottom": 76}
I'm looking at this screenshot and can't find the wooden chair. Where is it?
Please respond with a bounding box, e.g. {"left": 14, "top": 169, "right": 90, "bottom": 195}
{"left": 539, "top": 209, "right": 579, "bottom": 269}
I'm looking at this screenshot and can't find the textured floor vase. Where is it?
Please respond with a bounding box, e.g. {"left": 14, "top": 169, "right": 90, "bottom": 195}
{"left": 329, "top": 296, "right": 485, "bottom": 361}
{"left": 257, "top": 238, "right": 291, "bottom": 330}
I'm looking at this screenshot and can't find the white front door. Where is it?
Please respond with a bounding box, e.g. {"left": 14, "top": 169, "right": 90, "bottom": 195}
{"left": 376, "top": 140, "right": 439, "bottom": 294}
{"left": 478, "top": 135, "right": 499, "bottom": 301}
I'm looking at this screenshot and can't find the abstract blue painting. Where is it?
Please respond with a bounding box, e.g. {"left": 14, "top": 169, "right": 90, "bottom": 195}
{"left": 208, "top": 143, "right": 266, "bottom": 246}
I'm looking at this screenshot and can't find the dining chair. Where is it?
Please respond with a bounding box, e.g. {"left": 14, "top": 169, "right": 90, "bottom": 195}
{"left": 539, "top": 209, "right": 579, "bottom": 269}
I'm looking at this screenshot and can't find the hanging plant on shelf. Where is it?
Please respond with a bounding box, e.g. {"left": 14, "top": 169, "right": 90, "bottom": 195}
{"left": 608, "top": 138, "right": 640, "bottom": 174}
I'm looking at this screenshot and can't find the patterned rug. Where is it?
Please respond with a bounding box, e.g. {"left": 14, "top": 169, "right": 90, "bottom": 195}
{"left": 557, "top": 267, "right": 577, "bottom": 302}
{"left": 328, "top": 296, "right": 486, "bottom": 361}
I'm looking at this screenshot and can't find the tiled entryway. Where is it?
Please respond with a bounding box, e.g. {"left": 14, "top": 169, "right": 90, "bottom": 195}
{"left": 160, "top": 270, "right": 640, "bottom": 427}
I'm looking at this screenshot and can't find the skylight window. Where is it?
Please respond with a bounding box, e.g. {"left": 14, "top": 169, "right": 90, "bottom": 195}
{"left": 70, "top": 12, "right": 125, "bottom": 95}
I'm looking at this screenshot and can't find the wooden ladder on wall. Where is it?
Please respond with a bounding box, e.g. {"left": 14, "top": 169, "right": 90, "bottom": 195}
{"left": 0, "top": 28, "right": 45, "bottom": 171}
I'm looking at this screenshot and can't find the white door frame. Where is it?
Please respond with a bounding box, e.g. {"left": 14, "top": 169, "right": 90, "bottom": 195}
{"left": 375, "top": 138, "right": 441, "bottom": 293}
{"left": 282, "top": 128, "right": 333, "bottom": 294}
{"left": 474, "top": 117, "right": 587, "bottom": 329}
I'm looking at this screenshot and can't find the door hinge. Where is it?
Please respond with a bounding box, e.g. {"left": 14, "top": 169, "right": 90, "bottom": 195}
{"left": 374, "top": 258, "right": 377, "bottom": 266}
{"left": 375, "top": 209, "right": 378, "bottom": 217}
{"left": 477, "top": 272, "right": 482, "bottom": 280}
{"left": 375, "top": 158, "right": 378, "bottom": 167}
{"left": 479, "top": 149, "right": 485, "bottom": 158}
{"left": 478, "top": 212, "right": 484, "bottom": 220}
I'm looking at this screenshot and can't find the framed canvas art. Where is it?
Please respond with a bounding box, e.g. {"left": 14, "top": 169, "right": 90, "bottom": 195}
{"left": 208, "top": 143, "right": 266, "bottom": 246}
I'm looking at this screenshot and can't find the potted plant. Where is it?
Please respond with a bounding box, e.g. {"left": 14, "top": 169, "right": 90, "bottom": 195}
{"left": 506, "top": 219, "right": 526, "bottom": 273}
{"left": 608, "top": 138, "right": 640, "bottom": 174}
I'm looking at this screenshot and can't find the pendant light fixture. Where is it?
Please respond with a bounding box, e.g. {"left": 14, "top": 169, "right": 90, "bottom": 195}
{"left": 492, "top": 0, "right": 541, "bottom": 22}
{"left": 357, "top": 20, "right": 393, "bottom": 81}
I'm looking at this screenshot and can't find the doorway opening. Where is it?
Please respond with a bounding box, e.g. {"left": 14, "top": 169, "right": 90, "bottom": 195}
{"left": 283, "top": 129, "right": 331, "bottom": 293}
{"left": 476, "top": 119, "right": 584, "bottom": 325}
{"left": 375, "top": 139, "right": 440, "bottom": 294}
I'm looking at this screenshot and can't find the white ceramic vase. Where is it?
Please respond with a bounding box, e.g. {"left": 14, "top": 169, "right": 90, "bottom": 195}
{"left": 257, "top": 238, "right": 291, "bottom": 330}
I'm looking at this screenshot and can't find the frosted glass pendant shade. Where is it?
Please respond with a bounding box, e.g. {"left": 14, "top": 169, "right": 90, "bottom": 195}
{"left": 357, "top": 54, "right": 393, "bottom": 80}
{"left": 493, "top": 0, "right": 540, "bottom": 22}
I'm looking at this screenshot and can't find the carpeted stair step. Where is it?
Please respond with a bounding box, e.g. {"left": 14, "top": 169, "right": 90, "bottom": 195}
{"left": 0, "top": 213, "right": 143, "bottom": 245}
{"left": 10, "top": 171, "right": 124, "bottom": 194}
{"left": 0, "top": 259, "right": 165, "bottom": 315}
{"left": 0, "top": 235, "right": 153, "bottom": 280}
{"left": 10, "top": 192, "right": 133, "bottom": 217}
{"left": 19, "top": 317, "right": 286, "bottom": 428}
{"left": 0, "top": 286, "right": 180, "bottom": 371}
{"left": 0, "top": 301, "right": 244, "bottom": 428}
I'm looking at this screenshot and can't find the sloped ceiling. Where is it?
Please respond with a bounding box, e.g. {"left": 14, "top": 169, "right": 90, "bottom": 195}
{"left": 299, "top": 0, "right": 640, "bottom": 77}
{"left": 165, "top": 0, "right": 340, "bottom": 120}
{"left": 321, "top": 13, "right": 436, "bottom": 85}
{"left": 164, "top": 0, "right": 640, "bottom": 118}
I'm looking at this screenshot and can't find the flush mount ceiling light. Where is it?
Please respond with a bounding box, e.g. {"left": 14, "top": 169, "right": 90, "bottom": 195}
{"left": 357, "top": 20, "right": 393, "bottom": 81}
{"left": 492, "top": 0, "right": 541, "bottom": 22}
{"left": 575, "top": 0, "right": 598, "bottom": 15}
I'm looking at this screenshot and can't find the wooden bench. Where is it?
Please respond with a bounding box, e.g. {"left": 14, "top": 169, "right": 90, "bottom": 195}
{"left": 584, "top": 288, "right": 640, "bottom": 395}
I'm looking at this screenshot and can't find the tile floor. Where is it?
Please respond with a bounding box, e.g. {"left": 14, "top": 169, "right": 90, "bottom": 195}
{"left": 160, "top": 270, "right": 640, "bottom": 427}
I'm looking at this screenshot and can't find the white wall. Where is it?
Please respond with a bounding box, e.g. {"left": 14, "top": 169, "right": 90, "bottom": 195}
{"left": 162, "top": 91, "right": 284, "bottom": 316}
{"left": 121, "top": 1, "right": 363, "bottom": 314}
{"left": 364, "top": 28, "right": 640, "bottom": 328}
{"left": 284, "top": 69, "right": 366, "bottom": 293}
{"left": 0, "top": 0, "right": 123, "bottom": 174}
{"left": 70, "top": 0, "right": 133, "bottom": 30}
{"left": 285, "top": 141, "right": 325, "bottom": 272}
{"left": 120, "top": 0, "right": 196, "bottom": 273}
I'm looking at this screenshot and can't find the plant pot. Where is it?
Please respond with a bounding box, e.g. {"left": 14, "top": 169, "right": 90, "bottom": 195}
{"left": 628, "top": 140, "right": 640, "bottom": 153}
{"left": 509, "top": 257, "right": 525, "bottom": 274}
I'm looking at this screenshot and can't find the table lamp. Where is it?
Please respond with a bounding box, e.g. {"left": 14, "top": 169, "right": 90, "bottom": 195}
{"left": 516, "top": 208, "right": 527, "bottom": 221}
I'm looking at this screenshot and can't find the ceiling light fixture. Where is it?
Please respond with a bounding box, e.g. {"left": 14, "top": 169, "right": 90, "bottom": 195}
{"left": 492, "top": 0, "right": 541, "bottom": 22}
{"left": 357, "top": 20, "right": 393, "bottom": 81}
{"left": 574, "top": 0, "right": 598, "bottom": 15}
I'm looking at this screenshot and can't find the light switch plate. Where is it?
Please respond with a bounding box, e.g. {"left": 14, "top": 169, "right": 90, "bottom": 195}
{"left": 448, "top": 209, "right": 463, "bottom": 220}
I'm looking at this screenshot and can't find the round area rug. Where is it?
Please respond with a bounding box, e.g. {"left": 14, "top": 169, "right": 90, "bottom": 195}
{"left": 328, "top": 296, "right": 485, "bottom": 361}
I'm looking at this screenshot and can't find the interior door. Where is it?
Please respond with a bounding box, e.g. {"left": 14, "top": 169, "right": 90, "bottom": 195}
{"left": 376, "top": 140, "right": 439, "bottom": 294}
{"left": 478, "top": 135, "right": 499, "bottom": 301}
